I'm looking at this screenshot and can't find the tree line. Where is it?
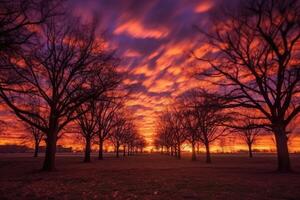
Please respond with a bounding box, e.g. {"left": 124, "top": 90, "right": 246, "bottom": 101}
{"left": 0, "top": 0, "right": 146, "bottom": 171}
{"left": 155, "top": 0, "right": 300, "bottom": 173}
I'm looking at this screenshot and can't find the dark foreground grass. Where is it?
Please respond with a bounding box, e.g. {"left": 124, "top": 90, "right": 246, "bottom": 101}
{"left": 0, "top": 153, "right": 300, "bottom": 200}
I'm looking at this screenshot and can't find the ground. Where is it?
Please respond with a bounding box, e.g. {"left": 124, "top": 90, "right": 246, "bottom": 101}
{"left": 0, "top": 153, "right": 300, "bottom": 200}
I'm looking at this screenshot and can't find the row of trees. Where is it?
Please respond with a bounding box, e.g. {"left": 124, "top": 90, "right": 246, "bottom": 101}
{"left": 0, "top": 0, "right": 146, "bottom": 171}
{"left": 154, "top": 89, "right": 265, "bottom": 163}
{"left": 155, "top": 0, "right": 300, "bottom": 172}
{"left": 21, "top": 96, "right": 147, "bottom": 162}
{"left": 154, "top": 90, "right": 230, "bottom": 163}
{"left": 75, "top": 99, "right": 146, "bottom": 162}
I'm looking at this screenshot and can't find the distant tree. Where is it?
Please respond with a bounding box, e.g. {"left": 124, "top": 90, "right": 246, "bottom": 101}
{"left": 218, "top": 137, "right": 226, "bottom": 153}
{"left": 0, "top": 16, "right": 119, "bottom": 171}
{"left": 196, "top": 0, "right": 300, "bottom": 172}
{"left": 155, "top": 108, "right": 186, "bottom": 159}
{"left": 97, "top": 96, "right": 122, "bottom": 160}
{"left": 75, "top": 99, "right": 99, "bottom": 162}
{"left": 135, "top": 136, "right": 147, "bottom": 153}
{"left": 178, "top": 95, "right": 200, "bottom": 161}
{"left": 190, "top": 90, "right": 230, "bottom": 163}
{"left": 231, "top": 118, "right": 261, "bottom": 158}
{"left": 168, "top": 109, "right": 186, "bottom": 159}
{"left": 24, "top": 122, "right": 44, "bottom": 157}
{"left": 121, "top": 122, "right": 137, "bottom": 156}
{"left": 19, "top": 100, "right": 45, "bottom": 157}
{"left": 109, "top": 115, "right": 126, "bottom": 158}
{"left": 153, "top": 137, "right": 164, "bottom": 154}
{"left": 22, "top": 116, "right": 45, "bottom": 157}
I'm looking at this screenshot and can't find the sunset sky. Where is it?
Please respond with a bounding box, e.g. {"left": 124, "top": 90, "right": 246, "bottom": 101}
{"left": 1, "top": 0, "right": 299, "bottom": 152}
{"left": 72, "top": 0, "right": 218, "bottom": 143}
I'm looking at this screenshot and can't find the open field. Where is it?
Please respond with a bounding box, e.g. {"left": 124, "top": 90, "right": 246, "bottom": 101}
{"left": 0, "top": 153, "right": 300, "bottom": 200}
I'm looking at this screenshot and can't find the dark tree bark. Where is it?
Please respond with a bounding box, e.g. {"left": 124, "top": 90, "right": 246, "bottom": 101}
{"left": 98, "top": 138, "right": 104, "bottom": 160}
{"left": 84, "top": 137, "right": 91, "bottom": 163}
{"left": 123, "top": 145, "right": 126, "bottom": 157}
{"left": 177, "top": 144, "right": 181, "bottom": 159}
{"left": 205, "top": 143, "right": 211, "bottom": 164}
{"left": 274, "top": 127, "right": 290, "bottom": 172}
{"left": 34, "top": 141, "right": 39, "bottom": 157}
{"left": 43, "top": 132, "right": 58, "bottom": 171}
{"left": 247, "top": 143, "right": 253, "bottom": 158}
{"left": 116, "top": 141, "right": 120, "bottom": 158}
{"left": 191, "top": 142, "right": 196, "bottom": 161}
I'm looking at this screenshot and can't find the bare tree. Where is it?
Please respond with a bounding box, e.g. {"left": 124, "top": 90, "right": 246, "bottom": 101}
{"left": 0, "top": 16, "right": 119, "bottom": 171}
{"left": 191, "top": 90, "right": 230, "bottom": 163}
{"left": 183, "top": 111, "right": 198, "bottom": 161}
{"left": 0, "top": 0, "right": 62, "bottom": 54}
{"left": 19, "top": 99, "right": 46, "bottom": 157}
{"left": 120, "top": 122, "right": 136, "bottom": 156}
{"left": 155, "top": 109, "right": 186, "bottom": 159}
{"left": 97, "top": 96, "right": 122, "bottom": 160}
{"left": 22, "top": 115, "right": 45, "bottom": 157}
{"left": 236, "top": 118, "right": 261, "bottom": 158}
{"left": 196, "top": 0, "right": 300, "bottom": 172}
{"left": 168, "top": 109, "right": 186, "bottom": 159}
{"left": 23, "top": 122, "right": 44, "bottom": 157}
{"left": 134, "top": 135, "right": 147, "bottom": 153}
{"left": 75, "top": 99, "right": 99, "bottom": 162}
{"left": 109, "top": 114, "right": 127, "bottom": 158}
{"left": 178, "top": 94, "right": 200, "bottom": 161}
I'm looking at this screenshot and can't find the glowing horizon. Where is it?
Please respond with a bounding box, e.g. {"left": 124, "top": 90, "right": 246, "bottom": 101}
{"left": 0, "top": 0, "right": 299, "bottom": 152}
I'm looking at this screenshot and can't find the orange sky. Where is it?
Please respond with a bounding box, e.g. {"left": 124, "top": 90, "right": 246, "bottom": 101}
{"left": 1, "top": 0, "right": 300, "bottom": 152}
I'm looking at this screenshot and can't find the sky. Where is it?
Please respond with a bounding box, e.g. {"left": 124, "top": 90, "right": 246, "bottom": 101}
{"left": 0, "top": 0, "right": 299, "bottom": 151}
{"left": 70, "top": 0, "right": 219, "bottom": 144}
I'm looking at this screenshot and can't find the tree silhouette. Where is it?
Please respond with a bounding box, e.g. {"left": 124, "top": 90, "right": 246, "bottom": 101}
{"left": 97, "top": 95, "right": 123, "bottom": 160}
{"left": 231, "top": 117, "right": 261, "bottom": 158}
{"left": 196, "top": 0, "right": 300, "bottom": 172}
{"left": 191, "top": 90, "right": 230, "bottom": 163}
{"left": 75, "top": 99, "right": 98, "bottom": 163}
{"left": 0, "top": 16, "right": 118, "bottom": 171}
{"left": 0, "top": 0, "right": 61, "bottom": 55}
{"left": 109, "top": 114, "right": 127, "bottom": 158}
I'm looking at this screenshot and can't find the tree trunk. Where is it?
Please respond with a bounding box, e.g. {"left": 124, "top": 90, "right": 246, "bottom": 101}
{"left": 34, "top": 141, "right": 39, "bottom": 157}
{"left": 191, "top": 142, "right": 196, "bottom": 161}
{"left": 205, "top": 143, "right": 211, "bottom": 163}
{"left": 84, "top": 137, "right": 91, "bottom": 163}
{"left": 248, "top": 143, "right": 253, "bottom": 158}
{"left": 98, "top": 137, "right": 104, "bottom": 160}
{"left": 42, "top": 132, "right": 57, "bottom": 171}
{"left": 127, "top": 145, "right": 130, "bottom": 156}
{"left": 274, "top": 127, "right": 291, "bottom": 172}
{"left": 116, "top": 142, "right": 119, "bottom": 158}
{"left": 174, "top": 146, "right": 177, "bottom": 157}
{"left": 177, "top": 144, "right": 181, "bottom": 159}
{"left": 196, "top": 143, "right": 200, "bottom": 154}
{"left": 123, "top": 145, "right": 126, "bottom": 157}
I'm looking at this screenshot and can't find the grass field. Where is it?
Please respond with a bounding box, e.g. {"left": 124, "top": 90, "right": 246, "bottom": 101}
{"left": 0, "top": 153, "right": 300, "bottom": 199}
